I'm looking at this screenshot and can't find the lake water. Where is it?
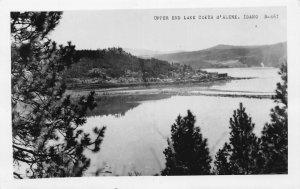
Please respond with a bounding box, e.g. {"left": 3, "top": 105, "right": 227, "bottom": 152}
{"left": 204, "top": 67, "right": 280, "bottom": 93}
{"left": 83, "top": 67, "right": 281, "bottom": 176}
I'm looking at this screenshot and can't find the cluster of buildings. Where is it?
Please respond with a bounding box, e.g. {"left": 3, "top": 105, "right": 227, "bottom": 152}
{"left": 69, "top": 67, "right": 228, "bottom": 85}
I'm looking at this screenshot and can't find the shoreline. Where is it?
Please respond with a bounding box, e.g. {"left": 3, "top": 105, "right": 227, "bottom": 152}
{"left": 66, "top": 77, "right": 274, "bottom": 100}
{"left": 67, "top": 76, "right": 254, "bottom": 91}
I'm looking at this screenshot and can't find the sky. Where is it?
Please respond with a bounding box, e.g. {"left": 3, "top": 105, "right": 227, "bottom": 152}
{"left": 50, "top": 7, "right": 286, "bottom": 52}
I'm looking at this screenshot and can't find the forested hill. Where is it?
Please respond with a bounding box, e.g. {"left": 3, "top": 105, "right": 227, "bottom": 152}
{"left": 153, "top": 42, "right": 287, "bottom": 69}
{"left": 65, "top": 47, "right": 174, "bottom": 79}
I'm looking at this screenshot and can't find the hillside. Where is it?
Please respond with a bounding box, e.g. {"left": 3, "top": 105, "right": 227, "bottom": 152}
{"left": 65, "top": 47, "right": 176, "bottom": 80}
{"left": 124, "top": 48, "right": 184, "bottom": 58}
{"left": 153, "top": 42, "right": 287, "bottom": 69}
{"left": 123, "top": 48, "right": 162, "bottom": 58}
{"left": 64, "top": 47, "right": 232, "bottom": 89}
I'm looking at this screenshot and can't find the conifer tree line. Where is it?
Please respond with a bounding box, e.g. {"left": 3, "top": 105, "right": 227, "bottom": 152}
{"left": 11, "top": 12, "right": 106, "bottom": 178}
{"left": 11, "top": 11, "right": 287, "bottom": 177}
{"left": 162, "top": 62, "right": 287, "bottom": 175}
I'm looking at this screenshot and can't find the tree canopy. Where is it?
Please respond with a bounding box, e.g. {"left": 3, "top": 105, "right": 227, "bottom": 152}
{"left": 11, "top": 12, "right": 105, "bottom": 178}
{"left": 214, "top": 62, "right": 288, "bottom": 175}
{"left": 64, "top": 48, "right": 175, "bottom": 79}
{"left": 260, "top": 62, "right": 288, "bottom": 174}
{"left": 214, "top": 103, "right": 263, "bottom": 174}
{"left": 161, "top": 110, "right": 212, "bottom": 175}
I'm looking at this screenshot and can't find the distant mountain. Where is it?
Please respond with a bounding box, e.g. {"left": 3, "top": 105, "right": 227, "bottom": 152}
{"left": 123, "top": 48, "right": 161, "bottom": 58}
{"left": 124, "top": 48, "right": 184, "bottom": 58}
{"left": 153, "top": 42, "right": 287, "bottom": 68}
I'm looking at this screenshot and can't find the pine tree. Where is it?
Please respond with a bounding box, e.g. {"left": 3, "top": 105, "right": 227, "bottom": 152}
{"left": 161, "top": 110, "right": 212, "bottom": 175}
{"left": 214, "top": 103, "right": 262, "bottom": 174}
{"left": 260, "top": 62, "right": 288, "bottom": 174}
{"left": 213, "top": 143, "right": 232, "bottom": 175}
{"left": 11, "top": 12, "right": 105, "bottom": 178}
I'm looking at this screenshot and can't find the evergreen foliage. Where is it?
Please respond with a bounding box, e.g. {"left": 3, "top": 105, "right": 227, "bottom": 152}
{"left": 11, "top": 12, "right": 105, "bottom": 178}
{"left": 161, "top": 110, "right": 212, "bottom": 175}
{"left": 65, "top": 48, "right": 174, "bottom": 79}
{"left": 214, "top": 103, "right": 263, "bottom": 174}
{"left": 260, "top": 62, "right": 288, "bottom": 174}
{"left": 213, "top": 143, "right": 232, "bottom": 175}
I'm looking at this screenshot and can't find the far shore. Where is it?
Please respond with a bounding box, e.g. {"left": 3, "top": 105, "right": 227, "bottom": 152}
{"left": 66, "top": 76, "right": 274, "bottom": 100}
{"left": 66, "top": 76, "right": 254, "bottom": 91}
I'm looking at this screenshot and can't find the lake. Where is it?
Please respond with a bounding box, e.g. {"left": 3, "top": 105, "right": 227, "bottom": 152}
{"left": 83, "top": 67, "right": 281, "bottom": 176}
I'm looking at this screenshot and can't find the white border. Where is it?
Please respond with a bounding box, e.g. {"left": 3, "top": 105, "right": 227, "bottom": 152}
{"left": 1, "top": 0, "right": 300, "bottom": 188}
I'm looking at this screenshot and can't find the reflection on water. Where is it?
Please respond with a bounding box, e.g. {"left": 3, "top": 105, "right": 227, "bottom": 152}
{"left": 87, "top": 68, "right": 279, "bottom": 118}
{"left": 87, "top": 80, "right": 229, "bottom": 118}
{"left": 87, "top": 94, "right": 172, "bottom": 117}
{"left": 84, "top": 96, "right": 274, "bottom": 176}
{"left": 82, "top": 67, "right": 279, "bottom": 176}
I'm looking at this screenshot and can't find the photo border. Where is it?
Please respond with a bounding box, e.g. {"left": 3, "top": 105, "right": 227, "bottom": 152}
{"left": 1, "top": 0, "right": 300, "bottom": 188}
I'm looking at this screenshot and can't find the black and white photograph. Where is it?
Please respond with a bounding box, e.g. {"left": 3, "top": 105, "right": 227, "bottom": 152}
{"left": 1, "top": 0, "right": 300, "bottom": 188}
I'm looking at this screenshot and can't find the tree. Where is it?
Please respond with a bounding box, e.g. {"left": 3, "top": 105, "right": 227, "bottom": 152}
{"left": 11, "top": 12, "right": 105, "bottom": 178}
{"left": 213, "top": 143, "right": 232, "bottom": 175}
{"left": 214, "top": 103, "right": 263, "bottom": 175}
{"left": 260, "top": 62, "right": 288, "bottom": 174}
{"left": 139, "top": 58, "right": 147, "bottom": 82}
{"left": 161, "top": 110, "right": 212, "bottom": 175}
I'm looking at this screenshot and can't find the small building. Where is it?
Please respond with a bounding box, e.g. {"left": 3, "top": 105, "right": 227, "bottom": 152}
{"left": 208, "top": 72, "right": 219, "bottom": 78}
{"left": 218, "top": 73, "right": 228, "bottom": 78}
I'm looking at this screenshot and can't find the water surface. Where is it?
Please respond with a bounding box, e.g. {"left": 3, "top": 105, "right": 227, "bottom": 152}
{"left": 83, "top": 67, "right": 279, "bottom": 176}
{"left": 204, "top": 67, "right": 280, "bottom": 93}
